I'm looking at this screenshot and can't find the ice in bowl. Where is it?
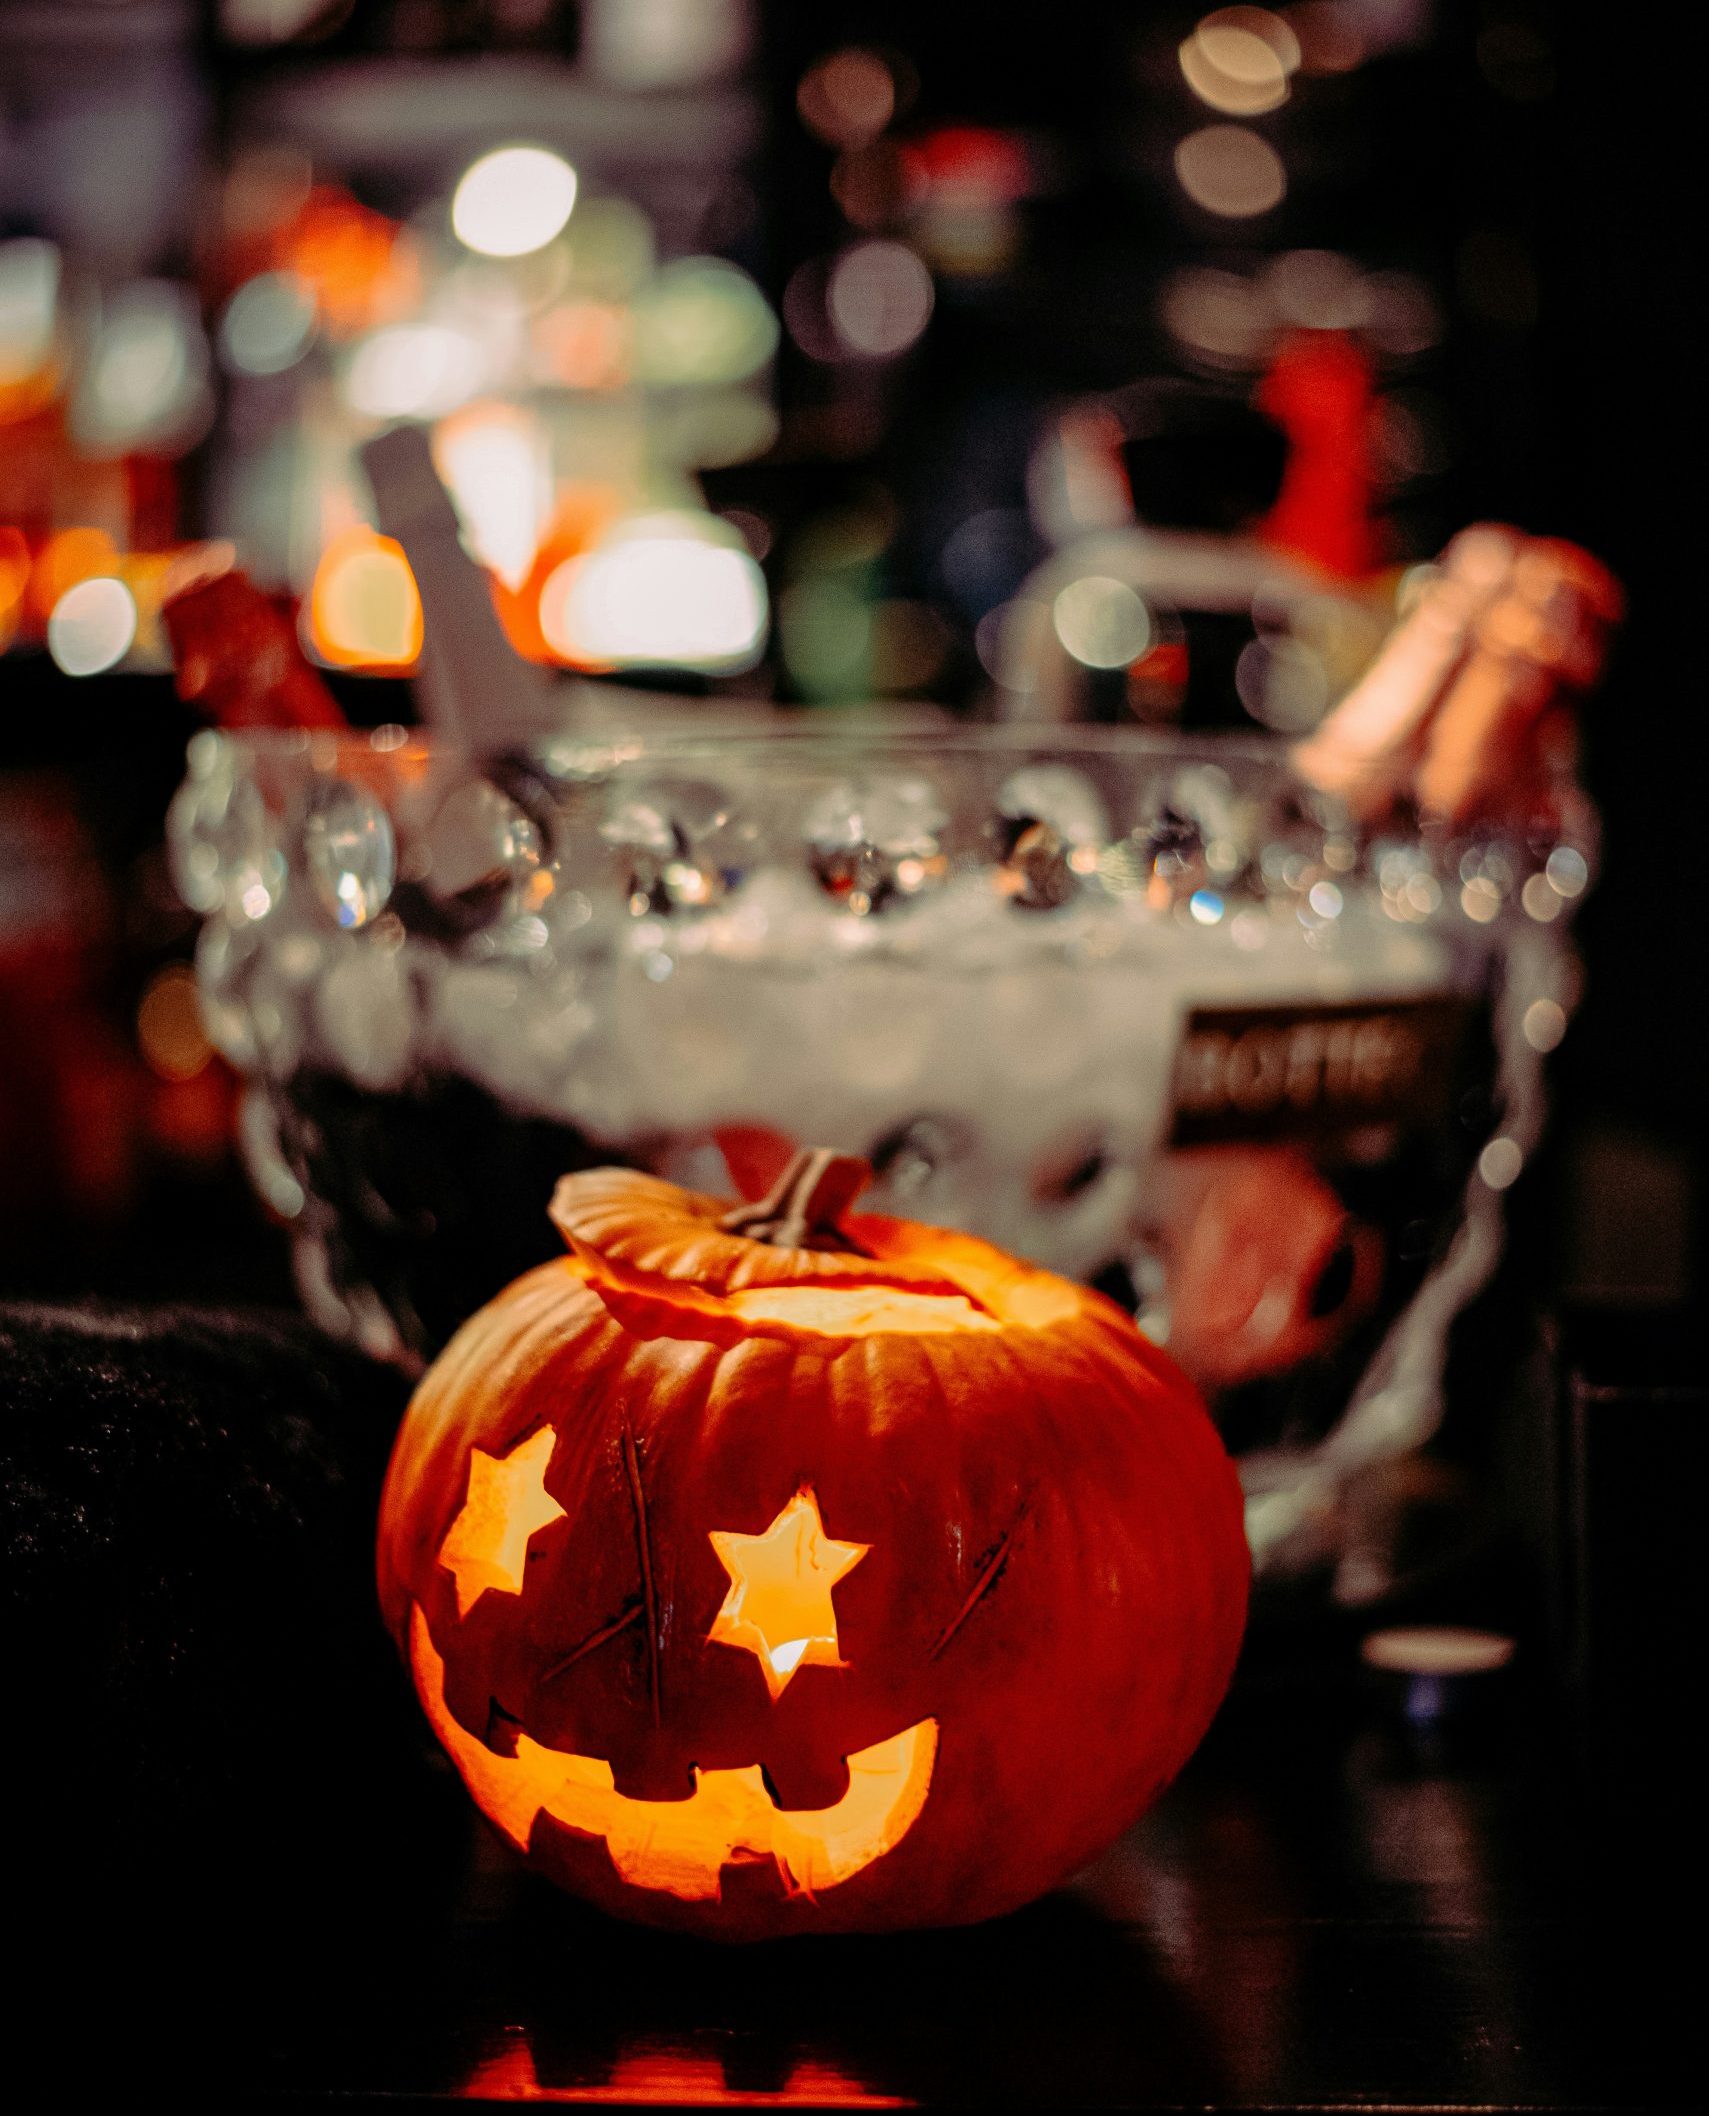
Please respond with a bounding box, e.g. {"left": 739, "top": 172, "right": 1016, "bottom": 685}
{"left": 171, "top": 717, "right": 1586, "bottom": 1587}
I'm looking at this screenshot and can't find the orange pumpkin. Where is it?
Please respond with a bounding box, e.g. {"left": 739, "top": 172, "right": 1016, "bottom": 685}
{"left": 377, "top": 1149, "right": 1248, "bottom": 1939}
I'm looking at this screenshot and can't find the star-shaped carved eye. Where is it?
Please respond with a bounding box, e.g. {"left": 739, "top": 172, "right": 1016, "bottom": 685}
{"left": 439, "top": 1426, "right": 565, "bottom": 1617}
{"left": 706, "top": 1488, "right": 869, "bottom": 1700}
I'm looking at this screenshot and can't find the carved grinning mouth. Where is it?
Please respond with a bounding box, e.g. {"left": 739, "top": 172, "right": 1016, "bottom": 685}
{"left": 409, "top": 1605, "right": 938, "bottom": 1903}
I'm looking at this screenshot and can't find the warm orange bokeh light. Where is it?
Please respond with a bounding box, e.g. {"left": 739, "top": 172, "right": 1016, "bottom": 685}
{"left": 308, "top": 526, "right": 424, "bottom": 669}
{"left": 438, "top": 1425, "right": 566, "bottom": 1618}
{"left": 409, "top": 1604, "right": 936, "bottom": 1901}
{"left": 707, "top": 1487, "right": 869, "bottom": 1699}
{"left": 279, "top": 185, "right": 419, "bottom": 338}
{"left": 489, "top": 487, "right": 623, "bottom": 664}
{"left": 136, "top": 963, "right": 213, "bottom": 1083}
{"left": 28, "top": 526, "right": 119, "bottom": 625}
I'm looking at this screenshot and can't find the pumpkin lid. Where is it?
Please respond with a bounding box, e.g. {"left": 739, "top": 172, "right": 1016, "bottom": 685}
{"left": 549, "top": 1151, "right": 1085, "bottom": 1339}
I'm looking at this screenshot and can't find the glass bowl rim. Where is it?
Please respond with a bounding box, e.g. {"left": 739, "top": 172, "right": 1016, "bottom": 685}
{"left": 201, "top": 718, "right": 1299, "bottom": 775}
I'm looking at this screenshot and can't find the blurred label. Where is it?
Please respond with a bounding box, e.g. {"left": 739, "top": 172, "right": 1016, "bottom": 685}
{"left": 1167, "top": 996, "right": 1471, "bottom": 1146}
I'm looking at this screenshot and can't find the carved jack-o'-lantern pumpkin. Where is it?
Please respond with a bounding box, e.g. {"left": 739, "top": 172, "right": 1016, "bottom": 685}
{"left": 377, "top": 1150, "right": 1248, "bottom": 1939}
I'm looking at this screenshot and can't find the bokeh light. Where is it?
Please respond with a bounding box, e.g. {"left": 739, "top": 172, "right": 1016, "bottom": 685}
{"left": 451, "top": 146, "right": 579, "bottom": 259}
{"left": 584, "top": 0, "right": 752, "bottom": 90}
{"left": 1161, "top": 265, "right": 1273, "bottom": 367}
{"left": 1236, "top": 636, "right": 1331, "bottom": 730}
{"left": 0, "top": 238, "right": 61, "bottom": 417}
{"left": 632, "top": 258, "right": 779, "bottom": 386}
{"left": 1052, "top": 577, "right": 1152, "bottom": 668}
{"left": 830, "top": 141, "right": 909, "bottom": 231}
{"left": 975, "top": 597, "right": 1052, "bottom": 691}
{"left": 1264, "top": 249, "right": 1369, "bottom": 330}
{"left": 28, "top": 527, "right": 119, "bottom": 625}
{"left": 1521, "top": 873, "right": 1563, "bottom": 922}
{"left": 432, "top": 404, "right": 549, "bottom": 591}
{"left": 827, "top": 241, "right": 934, "bottom": 357}
{"left": 1460, "top": 876, "right": 1503, "bottom": 923}
{"left": 560, "top": 195, "right": 656, "bottom": 300}
{"left": 1545, "top": 846, "right": 1589, "bottom": 897}
{"left": 273, "top": 185, "right": 418, "bottom": 341}
{"left": 71, "top": 281, "right": 209, "bottom": 456}
{"left": 1283, "top": 1, "right": 1366, "bottom": 74}
{"left": 529, "top": 298, "right": 633, "bottom": 390}
{"left": 778, "top": 577, "right": 873, "bottom": 695}
{"left": 47, "top": 576, "right": 138, "bottom": 677}
{"left": 137, "top": 964, "right": 213, "bottom": 1083}
{"left": 797, "top": 48, "right": 897, "bottom": 147}
{"left": 308, "top": 528, "right": 424, "bottom": 669}
{"left": 1363, "top": 271, "right": 1443, "bottom": 357}
{"left": 649, "top": 387, "right": 781, "bottom": 469}
{"left": 1180, "top": 9, "right": 1302, "bottom": 115}
{"left": 1522, "top": 998, "right": 1568, "bottom": 1052}
{"left": 220, "top": 271, "right": 317, "bottom": 376}
{"left": 781, "top": 258, "right": 840, "bottom": 362}
{"left": 344, "top": 322, "right": 486, "bottom": 420}
{"left": 1478, "top": 1137, "right": 1524, "bottom": 1190}
{"left": 539, "top": 513, "right": 767, "bottom": 672}
{"left": 1174, "top": 125, "right": 1288, "bottom": 216}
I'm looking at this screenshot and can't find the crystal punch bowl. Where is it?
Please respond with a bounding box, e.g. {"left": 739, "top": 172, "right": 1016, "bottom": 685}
{"left": 171, "top": 721, "right": 1588, "bottom": 1584}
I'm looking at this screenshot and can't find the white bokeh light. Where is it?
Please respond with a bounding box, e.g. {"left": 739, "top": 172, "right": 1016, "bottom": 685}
{"left": 1052, "top": 576, "right": 1152, "bottom": 669}
{"left": 72, "top": 282, "right": 209, "bottom": 455}
{"left": 827, "top": 241, "right": 934, "bottom": 358}
{"left": 48, "top": 576, "right": 138, "bottom": 676}
{"left": 344, "top": 323, "right": 486, "bottom": 419}
{"left": 220, "top": 271, "right": 317, "bottom": 376}
{"left": 1174, "top": 125, "right": 1287, "bottom": 217}
{"left": 539, "top": 513, "right": 767, "bottom": 672}
{"left": 1180, "top": 9, "right": 1301, "bottom": 115}
{"left": 433, "top": 406, "right": 549, "bottom": 590}
{"left": 452, "top": 146, "right": 579, "bottom": 259}
{"left": 0, "top": 239, "right": 61, "bottom": 389}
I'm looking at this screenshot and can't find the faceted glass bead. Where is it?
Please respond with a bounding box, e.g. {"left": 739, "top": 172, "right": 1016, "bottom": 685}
{"left": 167, "top": 733, "right": 287, "bottom": 921}
{"left": 804, "top": 774, "right": 948, "bottom": 915}
{"left": 304, "top": 779, "right": 397, "bottom": 931}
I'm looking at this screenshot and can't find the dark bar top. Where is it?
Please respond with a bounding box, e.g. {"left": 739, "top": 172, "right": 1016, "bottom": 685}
{"left": 160, "top": 1676, "right": 1685, "bottom": 2110}
{"left": 8, "top": 1301, "right": 1697, "bottom": 2110}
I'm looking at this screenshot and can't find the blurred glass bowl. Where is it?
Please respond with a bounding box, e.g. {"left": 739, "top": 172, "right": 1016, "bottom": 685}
{"left": 172, "top": 719, "right": 1588, "bottom": 1589}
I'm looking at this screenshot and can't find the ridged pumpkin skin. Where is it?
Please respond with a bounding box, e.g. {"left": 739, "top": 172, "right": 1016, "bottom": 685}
{"left": 377, "top": 1166, "right": 1248, "bottom": 1941}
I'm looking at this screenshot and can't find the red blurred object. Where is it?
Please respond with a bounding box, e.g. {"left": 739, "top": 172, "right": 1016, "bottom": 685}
{"left": 1148, "top": 1147, "right": 1383, "bottom": 1393}
{"left": 1255, "top": 331, "right": 1379, "bottom": 582}
{"left": 902, "top": 125, "right": 1032, "bottom": 203}
{"left": 161, "top": 563, "right": 347, "bottom": 730}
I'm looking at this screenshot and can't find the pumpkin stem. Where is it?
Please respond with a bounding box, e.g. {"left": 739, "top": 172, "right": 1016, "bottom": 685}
{"left": 719, "top": 1148, "right": 873, "bottom": 1252}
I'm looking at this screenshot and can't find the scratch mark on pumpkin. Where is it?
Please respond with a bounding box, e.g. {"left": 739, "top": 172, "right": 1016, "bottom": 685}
{"left": 928, "top": 1492, "right": 1033, "bottom": 1662}
{"left": 620, "top": 1423, "right": 662, "bottom": 1725}
{"left": 539, "top": 1600, "right": 644, "bottom": 1689}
